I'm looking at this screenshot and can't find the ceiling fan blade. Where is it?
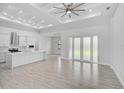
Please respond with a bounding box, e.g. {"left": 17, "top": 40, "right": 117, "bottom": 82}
{"left": 72, "top": 3, "right": 85, "bottom": 9}
{"left": 53, "top": 6, "right": 65, "bottom": 10}
{"left": 62, "top": 3, "right": 67, "bottom": 8}
{"left": 71, "top": 11, "right": 79, "bottom": 16}
{"left": 73, "top": 9, "right": 85, "bottom": 11}
{"left": 70, "top": 3, "right": 73, "bottom": 7}
{"left": 54, "top": 11, "right": 65, "bottom": 14}
{"left": 61, "top": 12, "right": 67, "bottom": 17}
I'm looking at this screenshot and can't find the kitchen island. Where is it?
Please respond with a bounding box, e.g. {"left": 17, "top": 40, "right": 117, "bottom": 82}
{"left": 6, "top": 51, "right": 46, "bottom": 69}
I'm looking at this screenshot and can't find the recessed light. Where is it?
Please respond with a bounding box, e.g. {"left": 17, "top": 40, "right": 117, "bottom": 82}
{"left": 17, "top": 10, "right": 23, "bottom": 14}
{"left": 47, "top": 24, "right": 53, "bottom": 27}
{"left": 89, "top": 9, "right": 92, "bottom": 12}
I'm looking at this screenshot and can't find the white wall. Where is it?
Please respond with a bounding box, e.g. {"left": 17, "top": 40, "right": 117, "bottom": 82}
{"left": 111, "top": 4, "right": 124, "bottom": 87}
{"left": 61, "top": 20, "right": 112, "bottom": 65}
{"left": 39, "top": 36, "right": 51, "bottom": 54}
{"left": 40, "top": 15, "right": 112, "bottom": 66}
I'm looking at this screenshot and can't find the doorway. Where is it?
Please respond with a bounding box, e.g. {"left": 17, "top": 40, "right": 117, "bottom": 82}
{"left": 51, "top": 37, "right": 61, "bottom": 55}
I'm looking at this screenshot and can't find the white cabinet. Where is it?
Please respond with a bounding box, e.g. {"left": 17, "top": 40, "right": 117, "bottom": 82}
{"left": 6, "top": 51, "right": 46, "bottom": 69}
{"left": 0, "top": 34, "right": 10, "bottom": 46}
{"left": 19, "top": 36, "right": 27, "bottom": 46}
{"left": 12, "top": 53, "right": 25, "bottom": 67}
{"left": 19, "top": 36, "right": 37, "bottom": 49}
{"left": 27, "top": 37, "right": 36, "bottom": 45}
{"left": 0, "top": 34, "right": 9, "bottom": 63}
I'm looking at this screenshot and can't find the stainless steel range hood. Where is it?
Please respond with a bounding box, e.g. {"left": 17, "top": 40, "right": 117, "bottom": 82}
{"left": 10, "top": 32, "right": 19, "bottom": 46}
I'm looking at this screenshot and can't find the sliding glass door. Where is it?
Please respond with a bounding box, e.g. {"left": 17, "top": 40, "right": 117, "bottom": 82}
{"left": 69, "top": 35, "right": 98, "bottom": 63}
{"left": 93, "top": 36, "right": 98, "bottom": 62}
{"left": 74, "top": 38, "right": 80, "bottom": 60}
{"left": 83, "top": 37, "right": 91, "bottom": 61}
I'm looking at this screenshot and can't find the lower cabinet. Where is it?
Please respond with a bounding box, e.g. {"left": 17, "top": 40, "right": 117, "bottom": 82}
{"left": 12, "top": 54, "right": 25, "bottom": 67}
{"left": 6, "top": 51, "right": 46, "bottom": 69}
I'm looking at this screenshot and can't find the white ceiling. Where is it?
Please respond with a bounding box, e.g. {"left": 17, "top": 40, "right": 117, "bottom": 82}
{"left": 0, "top": 3, "right": 118, "bottom": 30}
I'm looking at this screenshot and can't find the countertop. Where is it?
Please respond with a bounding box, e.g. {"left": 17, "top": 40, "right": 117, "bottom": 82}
{"left": 7, "top": 50, "right": 46, "bottom": 55}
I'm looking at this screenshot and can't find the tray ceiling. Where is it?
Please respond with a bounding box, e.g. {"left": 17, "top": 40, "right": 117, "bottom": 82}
{"left": 0, "top": 3, "right": 117, "bottom": 30}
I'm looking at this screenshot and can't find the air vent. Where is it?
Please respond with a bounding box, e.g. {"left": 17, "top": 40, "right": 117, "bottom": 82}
{"left": 106, "top": 7, "right": 111, "bottom": 10}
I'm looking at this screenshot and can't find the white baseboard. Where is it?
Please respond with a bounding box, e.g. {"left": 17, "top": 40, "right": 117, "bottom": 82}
{"left": 97, "top": 62, "right": 110, "bottom": 66}
{"left": 61, "top": 57, "right": 110, "bottom": 66}
{"left": 110, "top": 65, "right": 124, "bottom": 88}
{"left": 61, "top": 57, "right": 71, "bottom": 61}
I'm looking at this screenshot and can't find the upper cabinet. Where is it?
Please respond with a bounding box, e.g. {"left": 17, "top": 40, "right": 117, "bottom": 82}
{"left": 27, "top": 37, "right": 37, "bottom": 46}
{"left": 0, "top": 33, "right": 37, "bottom": 48}
{"left": 19, "top": 36, "right": 27, "bottom": 46}
{"left": 0, "top": 34, "right": 10, "bottom": 47}
{"left": 19, "top": 36, "right": 37, "bottom": 47}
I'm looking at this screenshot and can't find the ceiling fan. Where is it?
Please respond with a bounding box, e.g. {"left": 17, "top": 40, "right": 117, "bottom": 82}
{"left": 53, "top": 3, "right": 86, "bottom": 18}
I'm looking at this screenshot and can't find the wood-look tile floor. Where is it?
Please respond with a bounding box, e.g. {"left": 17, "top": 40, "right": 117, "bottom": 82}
{"left": 0, "top": 55, "right": 123, "bottom": 89}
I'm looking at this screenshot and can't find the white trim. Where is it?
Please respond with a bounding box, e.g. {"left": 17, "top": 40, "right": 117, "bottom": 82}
{"left": 90, "top": 36, "right": 93, "bottom": 61}
{"left": 110, "top": 65, "right": 124, "bottom": 88}
{"left": 96, "top": 62, "right": 110, "bottom": 66}
{"left": 61, "top": 57, "right": 110, "bottom": 65}
{"left": 61, "top": 57, "right": 71, "bottom": 61}
{"left": 49, "top": 54, "right": 60, "bottom": 55}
